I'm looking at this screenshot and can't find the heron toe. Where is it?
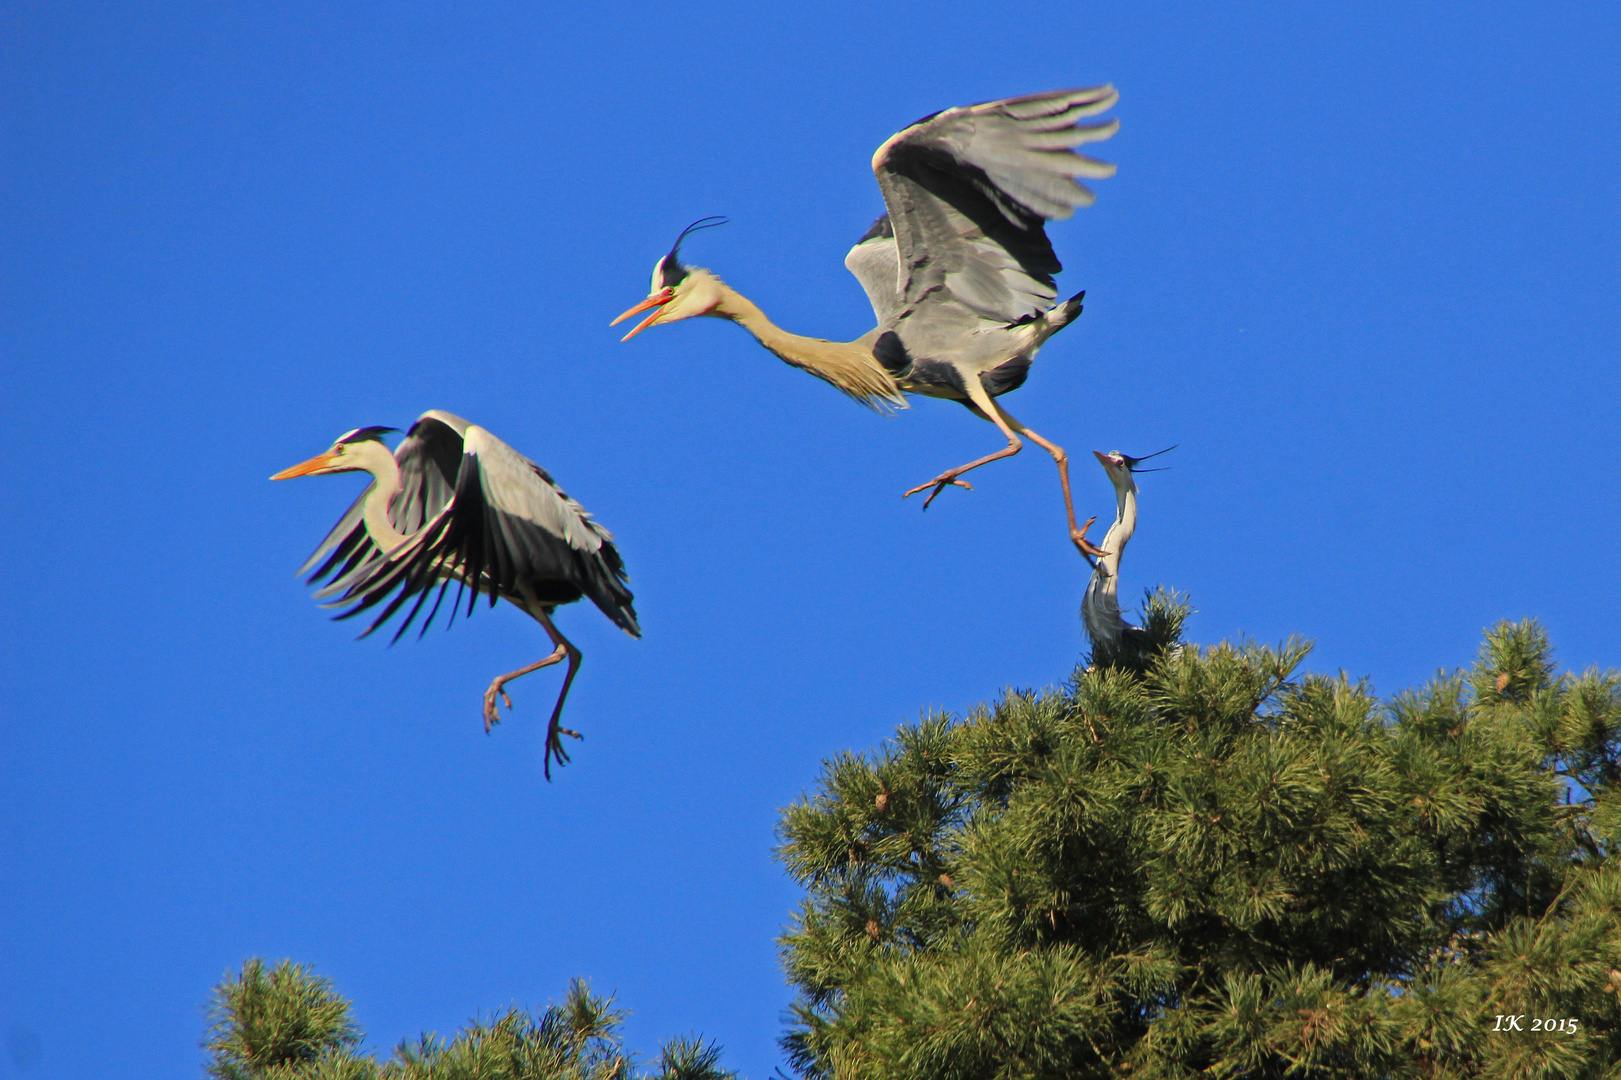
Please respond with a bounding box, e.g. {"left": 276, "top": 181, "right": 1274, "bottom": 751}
{"left": 542, "top": 721, "right": 582, "bottom": 778}
{"left": 482, "top": 682, "right": 510, "bottom": 733}
{"left": 904, "top": 474, "right": 973, "bottom": 508}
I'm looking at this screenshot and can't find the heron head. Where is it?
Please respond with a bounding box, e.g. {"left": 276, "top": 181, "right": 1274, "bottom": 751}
{"left": 612, "top": 216, "right": 729, "bottom": 340}
{"left": 1093, "top": 450, "right": 1138, "bottom": 493}
{"left": 1092, "top": 446, "right": 1176, "bottom": 492}
{"left": 271, "top": 426, "right": 398, "bottom": 480}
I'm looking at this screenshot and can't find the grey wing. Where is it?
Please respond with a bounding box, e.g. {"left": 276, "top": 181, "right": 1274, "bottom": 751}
{"left": 325, "top": 425, "right": 640, "bottom": 641}
{"left": 460, "top": 426, "right": 638, "bottom": 636}
{"left": 871, "top": 85, "right": 1118, "bottom": 325}
{"left": 301, "top": 411, "right": 466, "bottom": 592}
{"left": 465, "top": 426, "right": 615, "bottom": 557}
{"left": 844, "top": 214, "right": 903, "bottom": 325}
{"left": 299, "top": 483, "right": 374, "bottom": 580}
{"left": 391, "top": 411, "right": 468, "bottom": 534}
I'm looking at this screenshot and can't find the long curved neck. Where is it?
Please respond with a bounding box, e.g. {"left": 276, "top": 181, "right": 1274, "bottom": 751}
{"left": 1098, "top": 482, "right": 1138, "bottom": 577}
{"left": 710, "top": 281, "right": 903, "bottom": 409}
{"left": 1082, "top": 481, "right": 1138, "bottom": 645}
{"left": 352, "top": 444, "right": 409, "bottom": 553}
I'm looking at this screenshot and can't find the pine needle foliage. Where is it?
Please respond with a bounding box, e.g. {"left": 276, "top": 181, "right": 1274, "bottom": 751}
{"left": 776, "top": 594, "right": 1621, "bottom": 1079}
{"left": 202, "top": 961, "right": 735, "bottom": 1080}
{"left": 206, "top": 959, "right": 364, "bottom": 1080}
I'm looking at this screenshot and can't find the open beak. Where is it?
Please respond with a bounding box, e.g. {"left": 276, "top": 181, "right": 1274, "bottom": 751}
{"left": 610, "top": 288, "right": 675, "bottom": 341}
{"left": 271, "top": 451, "right": 339, "bottom": 481}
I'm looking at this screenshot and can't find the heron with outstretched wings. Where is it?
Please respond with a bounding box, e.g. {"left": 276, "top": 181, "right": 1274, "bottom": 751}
{"left": 273, "top": 410, "right": 639, "bottom": 777}
{"left": 613, "top": 86, "right": 1119, "bottom": 555}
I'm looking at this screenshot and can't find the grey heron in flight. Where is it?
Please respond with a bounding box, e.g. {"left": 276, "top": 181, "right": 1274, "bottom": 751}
{"left": 271, "top": 410, "right": 640, "bottom": 777}
{"left": 1081, "top": 447, "right": 1171, "bottom": 650}
{"left": 612, "top": 86, "right": 1120, "bottom": 557}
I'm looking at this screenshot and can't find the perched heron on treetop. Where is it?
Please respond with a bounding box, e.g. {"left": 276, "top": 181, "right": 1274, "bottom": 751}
{"left": 272, "top": 410, "right": 640, "bottom": 778}
{"left": 1081, "top": 447, "right": 1172, "bottom": 650}
{"left": 612, "top": 86, "right": 1120, "bottom": 557}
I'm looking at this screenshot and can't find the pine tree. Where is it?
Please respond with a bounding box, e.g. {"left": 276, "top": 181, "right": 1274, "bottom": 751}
{"left": 776, "top": 594, "right": 1621, "bottom": 1079}
{"left": 208, "top": 599, "right": 1620, "bottom": 1078}
{"left": 202, "top": 959, "right": 734, "bottom": 1080}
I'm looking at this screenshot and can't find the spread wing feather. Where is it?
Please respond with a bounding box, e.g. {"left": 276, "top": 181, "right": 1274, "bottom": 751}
{"left": 316, "top": 424, "right": 640, "bottom": 642}
{"left": 862, "top": 85, "right": 1118, "bottom": 327}
{"left": 301, "top": 412, "right": 468, "bottom": 587}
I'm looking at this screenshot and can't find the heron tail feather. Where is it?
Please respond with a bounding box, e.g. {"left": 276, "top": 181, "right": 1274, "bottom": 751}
{"left": 1045, "top": 289, "right": 1086, "bottom": 335}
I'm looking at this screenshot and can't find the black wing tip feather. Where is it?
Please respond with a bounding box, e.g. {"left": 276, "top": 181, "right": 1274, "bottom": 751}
{"left": 598, "top": 587, "right": 641, "bottom": 638}
{"left": 569, "top": 537, "right": 641, "bottom": 638}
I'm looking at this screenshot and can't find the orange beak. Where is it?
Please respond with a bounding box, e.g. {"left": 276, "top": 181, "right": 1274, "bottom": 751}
{"left": 270, "top": 451, "right": 340, "bottom": 481}
{"left": 610, "top": 288, "right": 675, "bottom": 341}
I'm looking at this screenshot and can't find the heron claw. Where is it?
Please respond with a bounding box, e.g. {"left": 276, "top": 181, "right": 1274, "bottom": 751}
{"left": 1072, "top": 515, "right": 1106, "bottom": 559}
{"left": 541, "top": 721, "right": 582, "bottom": 779}
{"left": 482, "top": 682, "right": 513, "bottom": 733}
{"left": 904, "top": 475, "right": 973, "bottom": 509}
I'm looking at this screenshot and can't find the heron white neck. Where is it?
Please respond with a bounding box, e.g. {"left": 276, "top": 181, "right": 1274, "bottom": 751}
{"left": 1081, "top": 479, "right": 1138, "bottom": 646}
{"left": 351, "top": 443, "right": 409, "bottom": 554}
{"left": 1098, "top": 480, "right": 1138, "bottom": 577}
{"left": 710, "top": 282, "right": 904, "bottom": 408}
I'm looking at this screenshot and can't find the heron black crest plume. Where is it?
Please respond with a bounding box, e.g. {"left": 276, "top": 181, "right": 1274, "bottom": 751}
{"left": 337, "top": 426, "right": 400, "bottom": 445}
{"left": 658, "top": 215, "right": 729, "bottom": 288}
{"left": 1122, "top": 445, "right": 1177, "bottom": 472}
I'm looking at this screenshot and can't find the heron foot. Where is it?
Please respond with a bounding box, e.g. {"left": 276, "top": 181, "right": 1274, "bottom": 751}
{"left": 483, "top": 679, "right": 527, "bottom": 733}
{"left": 903, "top": 473, "right": 973, "bottom": 509}
{"left": 542, "top": 720, "right": 584, "bottom": 776}
{"left": 1071, "top": 515, "right": 1107, "bottom": 559}
{"left": 482, "top": 681, "right": 512, "bottom": 733}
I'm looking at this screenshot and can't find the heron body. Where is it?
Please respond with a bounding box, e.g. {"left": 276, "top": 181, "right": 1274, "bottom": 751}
{"left": 272, "top": 410, "right": 639, "bottom": 777}
{"left": 614, "top": 86, "right": 1120, "bottom": 555}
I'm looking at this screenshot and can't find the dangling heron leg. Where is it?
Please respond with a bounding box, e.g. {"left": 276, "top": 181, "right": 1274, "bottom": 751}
{"left": 993, "top": 405, "right": 1106, "bottom": 560}
{"left": 482, "top": 599, "right": 584, "bottom": 781}
{"left": 531, "top": 608, "right": 584, "bottom": 781}
{"left": 483, "top": 646, "right": 567, "bottom": 732}
{"left": 903, "top": 380, "right": 1024, "bottom": 509}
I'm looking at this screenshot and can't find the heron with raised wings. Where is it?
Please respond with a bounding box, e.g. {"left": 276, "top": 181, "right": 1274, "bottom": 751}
{"left": 612, "top": 86, "right": 1119, "bottom": 556}
{"left": 271, "top": 410, "right": 640, "bottom": 777}
{"left": 1081, "top": 447, "right": 1171, "bottom": 650}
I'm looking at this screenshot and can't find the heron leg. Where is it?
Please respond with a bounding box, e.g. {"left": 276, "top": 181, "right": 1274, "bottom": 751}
{"left": 482, "top": 646, "right": 567, "bottom": 732}
{"left": 903, "top": 380, "right": 1024, "bottom": 509}
{"left": 992, "top": 405, "right": 1106, "bottom": 560}
{"left": 481, "top": 599, "right": 584, "bottom": 781}
{"left": 532, "top": 608, "right": 584, "bottom": 781}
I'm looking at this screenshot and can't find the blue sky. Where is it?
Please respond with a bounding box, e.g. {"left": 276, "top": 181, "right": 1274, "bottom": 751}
{"left": 2, "top": 2, "right": 1618, "bottom": 1076}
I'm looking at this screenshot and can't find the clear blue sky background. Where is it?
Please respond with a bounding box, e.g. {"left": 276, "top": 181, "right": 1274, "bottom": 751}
{"left": 2, "top": 2, "right": 1618, "bottom": 1076}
